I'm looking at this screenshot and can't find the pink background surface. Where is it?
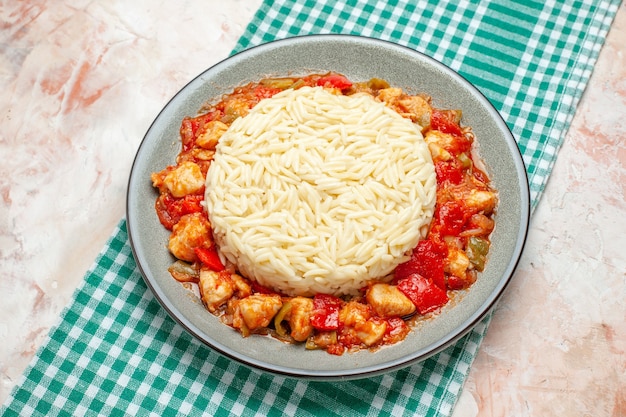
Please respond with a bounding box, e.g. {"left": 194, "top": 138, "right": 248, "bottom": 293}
{"left": 1, "top": 2, "right": 624, "bottom": 415}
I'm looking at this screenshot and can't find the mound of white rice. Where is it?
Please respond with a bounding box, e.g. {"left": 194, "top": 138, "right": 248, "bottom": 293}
{"left": 205, "top": 86, "right": 436, "bottom": 296}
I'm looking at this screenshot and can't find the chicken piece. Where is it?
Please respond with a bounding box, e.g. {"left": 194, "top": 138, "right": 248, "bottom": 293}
{"left": 335, "top": 301, "right": 369, "bottom": 349}
{"left": 376, "top": 87, "right": 403, "bottom": 105}
{"left": 446, "top": 247, "right": 471, "bottom": 278}
{"left": 232, "top": 294, "right": 283, "bottom": 334}
{"left": 427, "top": 142, "right": 452, "bottom": 162}
{"left": 465, "top": 189, "right": 497, "bottom": 215}
{"left": 198, "top": 269, "right": 234, "bottom": 313}
{"left": 365, "top": 283, "right": 416, "bottom": 318}
{"left": 424, "top": 130, "right": 457, "bottom": 153}
{"left": 355, "top": 318, "right": 387, "bottom": 347}
{"left": 339, "top": 300, "right": 390, "bottom": 347}
{"left": 288, "top": 296, "right": 315, "bottom": 342}
{"left": 230, "top": 273, "right": 252, "bottom": 299}
{"left": 339, "top": 301, "right": 371, "bottom": 328}
{"left": 168, "top": 212, "right": 212, "bottom": 262}
{"left": 397, "top": 95, "right": 432, "bottom": 130}
{"left": 150, "top": 166, "right": 174, "bottom": 193}
{"left": 188, "top": 147, "right": 215, "bottom": 161}
{"left": 196, "top": 120, "right": 229, "bottom": 150}
{"left": 462, "top": 213, "right": 495, "bottom": 237}
{"left": 162, "top": 161, "right": 205, "bottom": 198}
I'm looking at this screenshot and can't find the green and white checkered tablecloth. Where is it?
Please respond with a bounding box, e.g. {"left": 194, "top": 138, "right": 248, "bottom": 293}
{"left": 2, "top": 1, "right": 620, "bottom": 416}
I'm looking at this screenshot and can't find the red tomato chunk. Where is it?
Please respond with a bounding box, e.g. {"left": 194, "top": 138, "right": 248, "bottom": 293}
{"left": 397, "top": 273, "right": 449, "bottom": 314}
{"left": 310, "top": 294, "right": 343, "bottom": 331}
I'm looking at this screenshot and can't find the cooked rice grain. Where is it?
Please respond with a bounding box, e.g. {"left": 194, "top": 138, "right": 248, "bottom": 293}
{"left": 205, "top": 87, "right": 436, "bottom": 296}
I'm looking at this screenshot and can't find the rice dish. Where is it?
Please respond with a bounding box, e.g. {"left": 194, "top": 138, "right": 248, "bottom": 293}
{"left": 205, "top": 86, "right": 436, "bottom": 296}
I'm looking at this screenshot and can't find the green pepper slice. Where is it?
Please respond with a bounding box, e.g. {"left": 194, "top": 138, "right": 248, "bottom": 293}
{"left": 466, "top": 236, "right": 490, "bottom": 271}
{"left": 273, "top": 301, "right": 293, "bottom": 337}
